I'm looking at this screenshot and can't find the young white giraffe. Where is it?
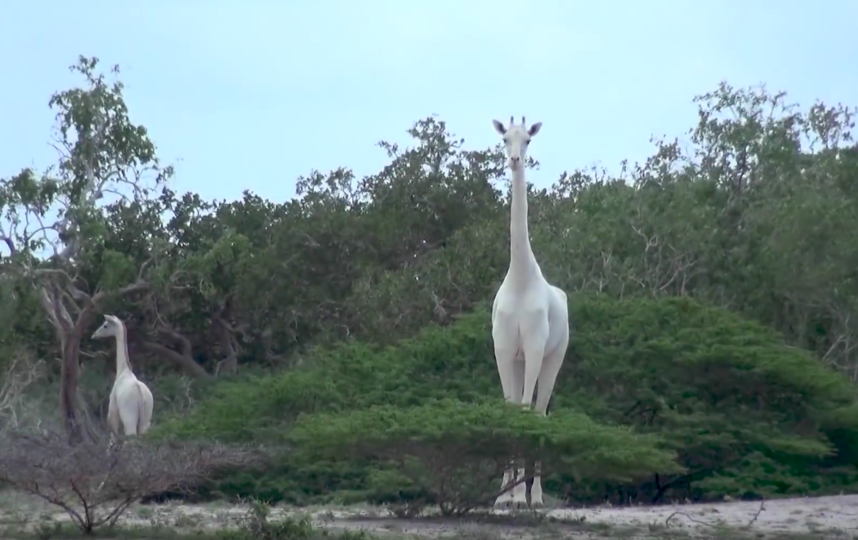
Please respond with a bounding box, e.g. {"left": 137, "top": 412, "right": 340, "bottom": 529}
{"left": 491, "top": 116, "right": 570, "bottom": 509}
{"left": 91, "top": 314, "right": 154, "bottom": 438}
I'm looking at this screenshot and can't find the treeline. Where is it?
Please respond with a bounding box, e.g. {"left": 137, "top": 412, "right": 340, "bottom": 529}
{"left": 1, "top": 56, "right": 858, "bottom": 509}
{"left": 2, "top": 58, "right": 857, "bottom": 382}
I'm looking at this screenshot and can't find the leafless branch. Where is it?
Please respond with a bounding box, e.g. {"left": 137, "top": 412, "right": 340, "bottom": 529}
{"left": 0, "top": 354, "right": 45, "bottom": 432}
{"left": 39, "top": 282, "right": 74, "bottom": 332}
{"left": 0, "top": 221, "right": 15, "bottom": 257}
{"left": 631, "top": 224, "right": 658, "bottom": 252}
{"left": 665, "top": 498, "right": 765, "bottom": 530}
{"left": 32, "top": 258, "right": 151, "bottom": 323}
{"left": 142, "top": 325, "right": 211, "bottom": 379}
{"left": 0, "top": 425, "right": 264, "bottom": 533}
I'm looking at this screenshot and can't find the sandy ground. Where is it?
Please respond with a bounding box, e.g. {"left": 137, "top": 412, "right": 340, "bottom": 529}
{"left": 0, "top": 491, "right": 856, "bottom": 539}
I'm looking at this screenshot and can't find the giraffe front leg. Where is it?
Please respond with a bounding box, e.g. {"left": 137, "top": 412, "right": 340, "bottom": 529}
{"left": 494, "top": 466, "right": 515, "bottom": 508}
{"left": 530, "top": 460, "right": 545, "bottom": 508}
{"left": 492, "top": 322, "right": 525, "bottom": 511}
{"left": 510, "top": 460, "right": 528, "bottom": 509}
{"left": 517, "top": 329, "right": 546, "bottom": 510}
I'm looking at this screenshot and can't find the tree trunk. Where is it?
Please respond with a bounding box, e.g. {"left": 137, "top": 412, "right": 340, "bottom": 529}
{"left": 59, "top": 330, "right": 84, "bottom": 444}
{"left": 143, "top": 342, "right": 210, "bottom": 379}
{"left": 212, "top": 298, "right": 239, "bottom": 376}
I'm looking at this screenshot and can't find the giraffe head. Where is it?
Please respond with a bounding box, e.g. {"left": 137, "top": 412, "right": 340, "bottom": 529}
{"left": 92, "top": 314, "right": 124, "bottom": 339}
{"left": 492, "top": 116, "right": 542, "bottom": 172}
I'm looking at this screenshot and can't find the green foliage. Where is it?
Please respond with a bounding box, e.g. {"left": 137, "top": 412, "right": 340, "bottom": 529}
{"left": 291, "top": 399, "right": 679, "bottom": 514}
{"left": 97, "top": 249, "right": 137, "bottom": 290}
{"left": 157, "top": 295, "right": 858, "bottom": 506}
{"left": 556, "top": 295, "right": 858, "bottom": 501}
{"left": 4, "top": 57, "right": 858, "bottom": 511}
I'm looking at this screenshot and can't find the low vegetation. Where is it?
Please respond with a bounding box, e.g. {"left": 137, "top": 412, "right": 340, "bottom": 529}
{"left": 0, "top": 497, "right": 849, "bottom": 540}
{"left": 153, "top": 295, "right": 858, "bottom": 508}
{"left": 0, "top": 425, "right": 261, "bottom": 534}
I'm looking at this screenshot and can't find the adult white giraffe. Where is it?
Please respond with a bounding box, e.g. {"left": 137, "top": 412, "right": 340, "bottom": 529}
{"left": 91, "top": 314, "right": 154, "bottom": 438}
{"left": 490, "top": 116, "right": 570, "bottom": 509}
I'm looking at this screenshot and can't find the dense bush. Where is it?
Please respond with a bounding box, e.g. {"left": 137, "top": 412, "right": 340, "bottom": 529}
{"left": 554, "top": 295, "right": 858, "bottom": 502}
{"left": 156, "top": 294, "right": 858, "bottom": 506}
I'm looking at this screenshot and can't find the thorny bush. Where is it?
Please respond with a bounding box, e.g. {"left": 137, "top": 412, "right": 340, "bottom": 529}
{"left": 0, "top": 426, "right": 262, "bottom": 534}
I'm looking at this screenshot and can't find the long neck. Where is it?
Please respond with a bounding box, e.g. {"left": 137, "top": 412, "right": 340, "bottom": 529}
{"left": 114, "top": 324, "right": 132, "bottom": 377}
{"left": 508, "top": 167, "right": 536, "bottom": 276}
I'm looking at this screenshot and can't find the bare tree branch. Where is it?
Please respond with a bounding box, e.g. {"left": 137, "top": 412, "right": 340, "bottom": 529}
{"left": 0, "top": 425, "right": 263, "bottom": 533}
{"left": 142, "top": 326, "right": 211, "bottom": 379}
{"left": 0, "top": 221, "right": 15, "bottom": 257}
{"left": 0, "top": 354, "right": 45, "bottom": 433}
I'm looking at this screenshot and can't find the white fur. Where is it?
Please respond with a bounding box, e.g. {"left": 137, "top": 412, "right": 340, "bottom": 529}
{"left": 491, "top": 117, "right": 570, "bottom": 509}
{"left": 92, "top": 314, "right": 154, "bottom": 437}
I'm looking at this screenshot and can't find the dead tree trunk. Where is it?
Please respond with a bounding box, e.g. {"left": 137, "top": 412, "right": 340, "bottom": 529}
{"left": 60, "top": 331, "right": 84, "bottom": 442}
{"left": 40, "top": 282, "right": 87, "bottom": 443}
{"left": 212, "top": 297, "right": 239, "bottom": 377}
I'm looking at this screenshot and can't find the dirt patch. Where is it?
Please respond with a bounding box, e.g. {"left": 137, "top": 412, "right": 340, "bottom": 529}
{"left": 547, "top": 494, "right": 858, "bottom": 534}
{"left": 0, "top": 490, "right": 855, "bottom": 539}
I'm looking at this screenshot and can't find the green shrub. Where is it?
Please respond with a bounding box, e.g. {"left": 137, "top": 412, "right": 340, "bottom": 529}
{"left": 223, "top": 503, "right": 372, "bottom": 540}
{"left": 156, "top": 294, "right": 858, "bottom": 505}
{"left": 557, "top": 295, "right": 858, "bottom": 501}
{"left": 290, "top": 398, "right": 680, "bottom": 514}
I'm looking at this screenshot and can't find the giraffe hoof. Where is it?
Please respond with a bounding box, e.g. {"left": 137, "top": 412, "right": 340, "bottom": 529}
{"left": 530, "top": 500, "right": 545, "bottom": 509}
{"left": 493, "top": 498, "right": 511, "bottom": 509}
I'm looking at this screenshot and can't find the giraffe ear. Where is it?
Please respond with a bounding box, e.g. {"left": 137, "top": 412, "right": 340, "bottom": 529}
{"left": 528, "top": 122, "right": 542, "bottom": 137}
{"left": 492, "top": 119, "right": 506, "bottom": 135}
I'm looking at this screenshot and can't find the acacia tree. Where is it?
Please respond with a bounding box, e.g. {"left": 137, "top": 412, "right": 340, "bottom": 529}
{"left": 0, "top": 56, "right": 172, "bottom": 442}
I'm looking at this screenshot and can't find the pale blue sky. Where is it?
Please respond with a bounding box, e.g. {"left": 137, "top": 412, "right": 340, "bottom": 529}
{"left": 2, "top": 0, "right": 856, "bottom": 205}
